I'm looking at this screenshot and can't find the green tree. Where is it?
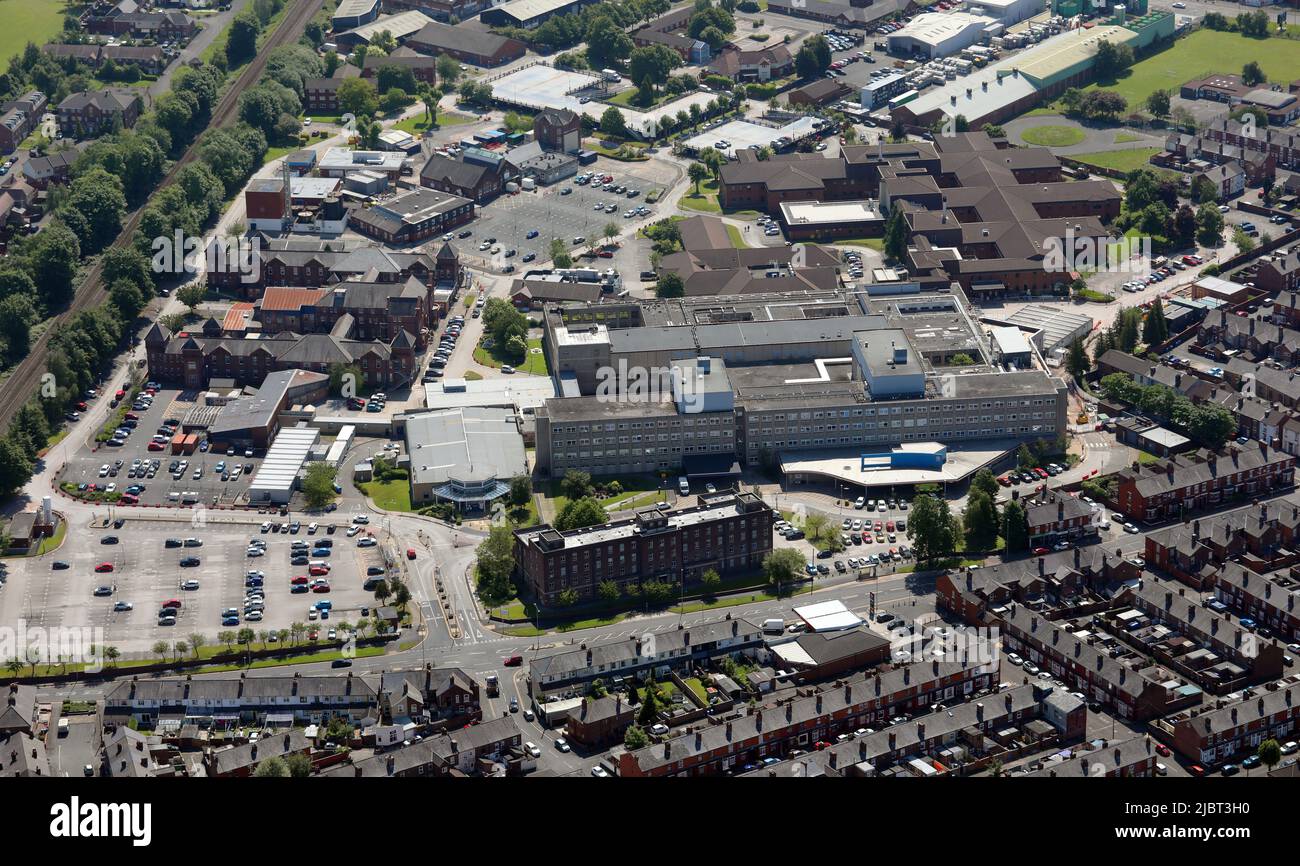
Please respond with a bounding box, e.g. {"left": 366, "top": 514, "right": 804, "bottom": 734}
{"left": 763, "top": 547, "right": 807, "bottom": 591}
{"left": 628, "top": 43, "right": 680, "bottom": 88}
{"left": 1066, "top": 336, "right": 1089, "bottom": 380}
{"left": 688, "top": 160, "right": 710, "bottom": 194}
{"left": 637, "top": 678, "right": 660, "bottom": 725}
{"left": 883, "top": 208, "right": 908, "bottom": 261}
{"left": 1003, "top": 500, "right": 1029, "bottom": 551}
{"left": 253, "top": 756, "right": 289, "bottom": 777}
{"left": 302, "top": 462, "right": 337, "bottom": 509}
{"left": 1143, "top": 298, "right": 1169, "bottom": 346}
{"left": 908, "top": 494, "right": 957, "bottom": 563}
{"left": 285, "top": 752, "right": 312, "bottom": 777}
{"left": 597, "top": 579, "right": 620, "bottom": 602}
{"left": 508, "top": 474, "right": 532, "bottom": 508}
{"left": 338, "top": 78, "right": 379, "bottom": 118}
{"left": 624, "top": 724, "right": 650, "bottom": 749}
{"left": 437, "top": 55, "right": 462, "bottom": 86}
{"left": 795, "top": 34, "right": 831, "bottom": 78}
{"left": 1146, "top": 89, "right": 1171, "bottom": 119}
{"left": 1242, "top": 61, "right": 1265, "bottom": 87}
{"left": 555, "top": 496, "right": 609, "bottom": 531}
{"left": 655, "top": 272, "right": 685, "bottom": 299}
{"left": 177, "top": 283, "right": 207, "bottom": 313}
{"left": 599, "top": 106, "right": 629, "bottom": 138}
{"left": 962, "top": 490, "right": 999, "bottom": 552}
{"left": 225, "top": 11, "right": 260, "bottom": 67}
{"left": 561, "top": 469, "right": 593, "bottom": 501}
{"left": 699, "top": 568, "right": 721, "bottom": 596}
{"left": 1197, "top": 202, "right": 1225, "bottom": 247}
{"left": 476, "top": 525, "right": 516, "bottom": 604}
{"left": 1258, "top": 738, "right": 1282, "bottom": 771}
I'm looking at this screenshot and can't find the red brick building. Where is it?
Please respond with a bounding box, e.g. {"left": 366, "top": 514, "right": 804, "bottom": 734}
{"left": 1116, "top": 443, "right": 1296, "bottom": 523}
{"left": 618, "top": 660, "right": 999, "bottom": 777}
{"left": 513, "top": 493, "right": 774, "bottom": 606}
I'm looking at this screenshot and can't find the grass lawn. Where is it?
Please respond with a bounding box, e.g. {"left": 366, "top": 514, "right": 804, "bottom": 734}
{"left": 358, "top": 478, "right": 412, "bottom": 512}
{"left": 680, "top": 179, "right": 722, "bottom": 214}
{"left": 682, "top": 677, "right": 708, "bottom": 703}
{"left": 473, "top": 337, "right": 549, "bottom": 375}
{"left": 1019, "top": 125, "right": 1085, "bottom": 147}
{"left": 1085, "top": 30, "right": 1300, "bottom": 107}
{"left": 392, "top": 112, "right": 476, "bottom": 135}
{"left": 1071, "top": 148, "right": 1164, "bottom": 175}
{"left": 1114, "top": 132, "right": 1142, "bottom": 144}
{"left": 836, "top": 237, "right": 884, "bottom": 251}
{"left": 725, "top": 223, "right": 748, "bottom": 249}
{"left": 0, "top": 0, "right": 64, "bottom": 65}
{"left": 261, "top": 144, "right": 299, "bottom": 166}
{"left": 607, "top": 88, "right": 676, "bottom": 109}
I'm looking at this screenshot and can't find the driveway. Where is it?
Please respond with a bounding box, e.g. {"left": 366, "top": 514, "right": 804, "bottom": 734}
{"left": 1002, "top": 114, "right": 1164, "bottom": 156}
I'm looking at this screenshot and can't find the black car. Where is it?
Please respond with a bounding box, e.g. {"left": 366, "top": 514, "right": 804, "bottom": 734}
{"left": 457, "top": 229, "right": 472, "bottom": 238}
{"left": 331, "top": 659, "right": 352, "bottom": 668}
{"left": 179, "top": 556, "right": 200, "bottom": 567}
{"left": 164, "top": 538, "right": 182, "bottom": 548}
{"left": 101, "top": 536, "right": 119, "bottom": 544}
{"left": 367, "top": 566, "right": 385, "bottom": 576}
{"left": 291, "top": 556, "right": 309, "bottom": 566}
{"left": 325, "top": 525, "right": 336, "bottom": 535}
{"left": 52, "top": 561, "right": 69, "bottom": 570}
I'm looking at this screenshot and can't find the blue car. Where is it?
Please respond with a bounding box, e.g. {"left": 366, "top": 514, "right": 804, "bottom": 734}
{"left": 311, "top": 548, "right": 331, "bottom": 557}
{"left": 1240, "top": 618, "right": 1257, "bottom": 630}
{"left": 526, "top": 230, "right": 539, "bottom": 239}
{"left": 222, "top": 616, "right": 240, "bottom": 626}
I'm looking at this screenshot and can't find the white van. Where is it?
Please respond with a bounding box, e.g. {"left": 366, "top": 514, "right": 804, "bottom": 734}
{"left": 678, "top": 476, "right": 689, "bottom": 495}
{"left": 762, "top": 618, "right": 785, "bottom": 635}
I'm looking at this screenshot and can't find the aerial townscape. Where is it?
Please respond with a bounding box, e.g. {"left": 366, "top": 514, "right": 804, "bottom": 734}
{"left": 0, "top": 0, "right": 1298, "bottom": 832}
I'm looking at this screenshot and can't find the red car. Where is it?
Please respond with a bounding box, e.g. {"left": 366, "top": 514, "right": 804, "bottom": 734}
{"left": 998, "top": 475, "right": 1012, "bottom": 486}
{"left": 119, "top": 494, "right": 138, "bottom": 505}
{"left": 76, "top": 401, "right": 88, "bottom": 412}
{"left": 290, "top": 576, "right": 309, "bottom": 585}
{"left": 1034, "top": 467, "right": 1048, "bottom": 478}
{"left": 124, "top": 412, "right": 139, "bottom": 421}
{"left": 886, "top": 520, "right": 895, "bottom": 532}
{"left": 114, "top": 389, "right": 126, "bottom": 400}
{"left": 1188, "top": 764, "right": 1206, "bottom": 777}
{"left": 1155, "top": 744, "right": 1171, "bottom": 757}
{"left": 311, "top": 584, "right": 331, "bottom": 593}
{"left": 1033, "top": 547, "right": 1049, "bottom": 556}
{"left": 161, "top": 599, "right": 181, "bottom": 609}
{"left": 503, "top": 655, "right": 523, "bottom": 667}
{"left": 407, "top": 548, "right": 417, "bottom": 560}
{"left": 309, "top": 565, "right": 330, "bottom": 576}
{"left": 814, "top": 741, "right": 831, "bottom": 750}
{"left": 95, "top": 562, "right": 114, "bottom": 573}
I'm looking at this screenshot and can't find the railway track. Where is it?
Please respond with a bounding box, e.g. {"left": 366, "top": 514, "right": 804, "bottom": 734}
{"left": 0, "top": 0, "right": 321, "bottom": 431}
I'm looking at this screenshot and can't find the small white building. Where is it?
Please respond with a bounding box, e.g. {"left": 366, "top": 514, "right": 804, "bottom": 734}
{"left": 248, "top": 425, "right": 320, "bottom": 504}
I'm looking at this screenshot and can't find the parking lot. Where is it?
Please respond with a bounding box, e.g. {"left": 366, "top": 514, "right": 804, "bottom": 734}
{"left": 440, "top": 162, "right": 673, "bottom": 272}
{"left": 1, "top": 517, "right": 385, "bottom": 654}
{"left": 773, "top": 496, "right": 918, "bottom": 578}
{"left": 57, "top": 388, "right": 267, "bottom": 508}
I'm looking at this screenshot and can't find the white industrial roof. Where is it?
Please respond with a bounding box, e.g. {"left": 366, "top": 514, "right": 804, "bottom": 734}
{"left": 793, "top": 600, "right": 864, "bottom": 633}
{"left": 249, "top": 426, "right": 319, "bottom": 494}
{"left": 341, "top": 10, "right": 432, "bottom": 42}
